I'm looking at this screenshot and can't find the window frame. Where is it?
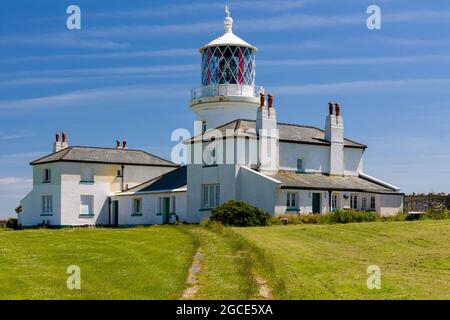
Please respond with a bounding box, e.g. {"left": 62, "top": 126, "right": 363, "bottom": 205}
{"left": 132, "top": 198, "right": 142, "bottom": 215}
{"left": 361, "top": 197, "right": 368, "bottom": 211}
{"left": 80, "top": 195, "right": 94, "bottom": 216}
{"left": 286, "top": 192, "right": 297, "bottom": 209}
{"left": 370, "top": 196, "right": 376, "bottom": 211}
{"left": 80, "top": 167, "right": 95, "bottom": 183}
{"left": 331, "top": 194, "right": 338, "bottom": 211}
{"left": 296, "top": 158, "right": 304, "bottom": 173}
{"left": 41, "top": 195, "right": 53, "bottom": 214}
{"left": 201, "top": 184, "right": 220, "bottom": 209}
{"left": 350, "top": 194, "right": 358, "bottom": 210}
{"left": 43, "top": 168, "right": 51, "bottom": 183}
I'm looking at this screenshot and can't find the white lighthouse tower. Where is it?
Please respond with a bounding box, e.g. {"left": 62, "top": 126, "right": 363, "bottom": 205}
{"left": 190, "top": 6, "right": 263, "bottom": 134}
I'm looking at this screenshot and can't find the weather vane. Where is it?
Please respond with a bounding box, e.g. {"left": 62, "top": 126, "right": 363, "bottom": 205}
{"left": 225, "top": 4, "right": 231, "bottom": 18}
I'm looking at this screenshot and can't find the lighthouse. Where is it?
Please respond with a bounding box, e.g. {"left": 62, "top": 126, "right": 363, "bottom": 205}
{"left": 190, "top": 6, "right": 263, "bottom": 135}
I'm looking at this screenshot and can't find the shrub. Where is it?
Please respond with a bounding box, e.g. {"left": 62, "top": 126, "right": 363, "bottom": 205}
{"left": 210, "top": 200, "right": 271, "bottom": 227}
{"left": 323, "top": 209, "right": 379, "bottom": 224}
{"left": 6, "top": 218, "right": 18, "bottom": 230}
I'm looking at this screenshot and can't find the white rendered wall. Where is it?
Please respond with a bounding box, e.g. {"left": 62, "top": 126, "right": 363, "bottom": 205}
{"left": 344, "top": 148, "right": 364, "bottom": 176}
{"left": 274, "top": 189, "right": 329, "bottom": 215}
{"left": 279, "top": 142, "right": 330, "bottom": 174}
{"left": 114, "top": 191, "right": 187, "bottom": 225}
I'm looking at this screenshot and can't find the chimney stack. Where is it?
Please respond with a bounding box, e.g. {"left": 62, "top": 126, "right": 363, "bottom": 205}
{"left": 53, "top": 131, "right": 68, "bottom": 153}
{"left": 256, "top": 93, "right": 279, "bottom": 173}
{"left": 122, "top": 141, "right": 127, "bottom": 149}
{"left": 325, "top": 102, "right": 344, "bottom": 176}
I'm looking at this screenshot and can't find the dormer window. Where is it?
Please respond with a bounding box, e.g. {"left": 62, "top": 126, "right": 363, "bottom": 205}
{"left": 43, "top": 168, "right": 51, "bottom": 183}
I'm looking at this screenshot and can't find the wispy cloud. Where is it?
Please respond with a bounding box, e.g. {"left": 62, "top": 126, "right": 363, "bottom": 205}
{"left": 0, "top": 131, "right": 34, "bottom": 140}
{"left": 272, "top": 78, "right": 450, "bottom": 95}
{"left": 259, "top": 54, "right": 450, "bottom": 67}
{"left": 0, "top": 84, "right": 187, "bottom": 110}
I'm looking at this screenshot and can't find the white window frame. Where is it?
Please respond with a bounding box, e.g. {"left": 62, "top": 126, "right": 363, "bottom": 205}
{"left": 80, "top": 195, "right": 94, "bottom": 215}
{"left": 43, "top": 168, "right": 51, "bottom": 183}
{"left": 361, "top": 197, "right": 368, "bottom": 211}
{"left": 331, "top": 194, "right": 339, "bottom": 211}
{"left": 42, "top": 195, "right": 53, "bottom": 214}
{"left": 132, "top": 198, "right": 142, "bottom": 214}
{"left": 201, "top": 184, "right": 220, "bottom": 209}
{"left": 286, "top": 192, "right": 297, "bottom": 209}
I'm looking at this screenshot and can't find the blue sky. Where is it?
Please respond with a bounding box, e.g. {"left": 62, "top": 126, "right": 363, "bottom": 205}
{"left": 1, "top": 0, "right": 450, "bottom": 218}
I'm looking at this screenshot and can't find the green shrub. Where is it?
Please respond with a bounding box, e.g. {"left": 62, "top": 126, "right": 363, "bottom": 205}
{"left": 269, "top": 214, "right": 320, "bottom": 225}
{"left": 324, "top": 209, "right": 379, "bottom": 224}
{"left": 426, "top": 206, "right": 449, "bottom": 220}
{"left": 6, "top": 218, "right": 18, "bottom": 230}
{"left": 210, "top": 200, "right": 271, "bottom": 227}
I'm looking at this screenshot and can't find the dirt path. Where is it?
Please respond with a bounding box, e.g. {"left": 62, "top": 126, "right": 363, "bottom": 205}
{"left": 255, "top": 276, "right": 272, "bottom": 299}
{"left": 180, "top": 249, "right": 204, "bottom": 300}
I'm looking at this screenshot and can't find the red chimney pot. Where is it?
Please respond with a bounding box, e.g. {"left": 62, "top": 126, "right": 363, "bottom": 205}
{"left": 55, "top": 133, "right": 60, "bottom": 142}
{"left": 335, "top": 103, "right": 341, "bottom": 117}
{"left": 328, "top": 102, "right": 333, "bottom": 116}
{"left": 62, "top": 131, "right": 67, "bottom": 143}
{"left": 116, "top": 140, "right": 121, "bottom": 148}
{"left": 259, "top": 92, "right": 265, "bottom": 107}
{"left": 268, "top": 94, "right": 273, "bottom": 109}
{"left": 122, "top": 141, "right": 127, "bottom": 149}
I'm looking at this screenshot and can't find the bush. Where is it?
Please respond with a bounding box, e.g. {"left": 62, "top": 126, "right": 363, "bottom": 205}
{"left": 210, "top": 200, "right": 271, "bottom": 227}
{"left": 6, "top": 218, "right": 18, "bottom": 230}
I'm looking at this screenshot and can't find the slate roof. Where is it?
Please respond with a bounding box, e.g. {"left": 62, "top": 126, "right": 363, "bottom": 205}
{"left": 267, "top": 171, "right": 401, "bottom": 194}
{"left": 186, "top": 119, "right": 366, "bottom": 148}
{"left": 30, "top": 146, "right": 178, "bottom": 167}
{"left": 119, "top": 166, "right": 187, "bottom": 194}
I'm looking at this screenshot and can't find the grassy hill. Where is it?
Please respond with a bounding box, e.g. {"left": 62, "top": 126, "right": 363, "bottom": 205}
{"left": 0, "top": 220, "right": 449, "bottom": 299}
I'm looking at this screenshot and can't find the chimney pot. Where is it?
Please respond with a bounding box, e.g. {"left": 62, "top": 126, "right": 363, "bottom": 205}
{"left": 328, "top": 102, "right": 334, "bottom": 116}
{"left": 55, "top": 133, "right": 60, "bottom": 142}
{"left": 62, "top": 131, "right": 67, "bottom": 143}
{"left": 116, "top": 140, "right": 121, "bottom": 149}
{"left": 335, "top": 103, "right": 341, "bottom": 117}
{"left": 122, "top": 141, "right": 127, "bottom": 149}
{"left": 259, "top": 92, "right": 265, "bottom": 107}
{"left": 268, "top": 94, "right": 273, "bottom": 109}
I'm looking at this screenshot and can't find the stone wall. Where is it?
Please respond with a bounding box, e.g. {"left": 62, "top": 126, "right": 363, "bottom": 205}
{"left": 404, "top": 194, "right": 450, "bottom": 213}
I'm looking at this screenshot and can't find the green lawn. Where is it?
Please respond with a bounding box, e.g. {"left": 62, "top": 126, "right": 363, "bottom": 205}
{"left": 234, "top": 220, "right": 450, "bottom": 300}
{"left": 0, "top": 226, "right": 196, "bottom": 299}
{"left": 1, "top": 220, "right": 449, "bottom": 300}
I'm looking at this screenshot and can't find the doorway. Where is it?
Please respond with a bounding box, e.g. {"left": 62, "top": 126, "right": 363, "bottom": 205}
{"left": 163, "top": 197, "right": 170, "bottom": 224}
{"left": 312, "top": 193, "right": 321, "bottom": 214}
{"left": 112, "top": 200, "right": 119, "bottom": 226}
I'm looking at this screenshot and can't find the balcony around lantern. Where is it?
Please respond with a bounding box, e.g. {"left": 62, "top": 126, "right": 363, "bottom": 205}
{"left": 191, "top": 84, "right": 263, "bottom": 100}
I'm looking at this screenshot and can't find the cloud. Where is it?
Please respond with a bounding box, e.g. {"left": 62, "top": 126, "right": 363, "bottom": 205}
{"left": 0, "top": 131, "right": 34, "bottom": 140}
{"left": 0, "top": 177, "right": 32, "bottom": 218}
{"left": 0, "top": 48, "right": 197, "bottom": 64}
{"left": 271, "top": 78, "right": 450, "bottom": 95}
{"left": 259, "top": 54, "right": 450, "bottom": 67}
{"left": 0, "top": 84, "right": 187, "bottom": 110}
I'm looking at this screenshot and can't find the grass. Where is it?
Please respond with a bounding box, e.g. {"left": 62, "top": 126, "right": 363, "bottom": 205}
{"left": 1, "top": 220, "right": 449, "bottom": 299}
{"left": 0, "top": 226, "right": 197, "bottom": 299}
{"left": 234, "top": 220, "right": 450, "bottom": 299}
{"left": 185, "top": 224, "right": 258, "bottom": 299}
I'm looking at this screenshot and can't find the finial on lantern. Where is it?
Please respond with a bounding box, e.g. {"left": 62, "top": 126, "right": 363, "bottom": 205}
{"left": 224, "top": 4, "right": 233, "bottom": 33}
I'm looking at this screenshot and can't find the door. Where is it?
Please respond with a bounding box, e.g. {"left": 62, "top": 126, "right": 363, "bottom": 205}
{"left": 163, "top": 197, "right": 170, "bottom": 224}
{"left": 312, "top": 193, "right": 321, "bottom": 214}
{"left": 112, "top": 200, "right": 119, "bottom": 227}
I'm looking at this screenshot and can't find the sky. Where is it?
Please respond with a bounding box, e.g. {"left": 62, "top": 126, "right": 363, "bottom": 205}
{"left": 0, "top": 0, "right": 450, "bottom": 218}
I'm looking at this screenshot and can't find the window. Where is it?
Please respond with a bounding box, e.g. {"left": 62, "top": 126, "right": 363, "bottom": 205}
{"left": 43, "top": 168, "right": 51, "bottom": 183}
{"left": 80, "top": 195, "right": 94, "bottom": 215}
{"left": 80, "top": 167, "right": 94, "bottom": 183}
{"left": 286, "top": 192, "right": 297, "bottom": 208}
{"left": 42, "top": 195, "right": 52, "bottom": 214}
{"left": 350, "top": 195, "right": 358, "bottom": 210}
{"left": 331, "top": 194, "right": 338, "bottom": 211}
{"left": 132, "top": 198, "right": 142, "bottom": 214}
{"left": 201, "top": 184, "right": 220, "bottom": 209}
{"left": 171, "top": 196, "right": 176, "bottom": 213}
{"left": 116, "top": 169, "right": 122, "bottom": 177}
{"left": 361, "top": 197, "right": 368, "bottom": 211}
{"left": 202, "top": 121, "right": 207, "bottom": 134}
{"left": 370, "top": 196, "right": 376, "bottom": 211}
{"left": 297, "top": 159, "right": 304, "bottom": 172}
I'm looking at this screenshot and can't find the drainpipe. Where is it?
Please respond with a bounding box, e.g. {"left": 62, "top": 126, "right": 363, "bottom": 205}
{"left": 121, "top": 165, "right": 125, "bottom": 192}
